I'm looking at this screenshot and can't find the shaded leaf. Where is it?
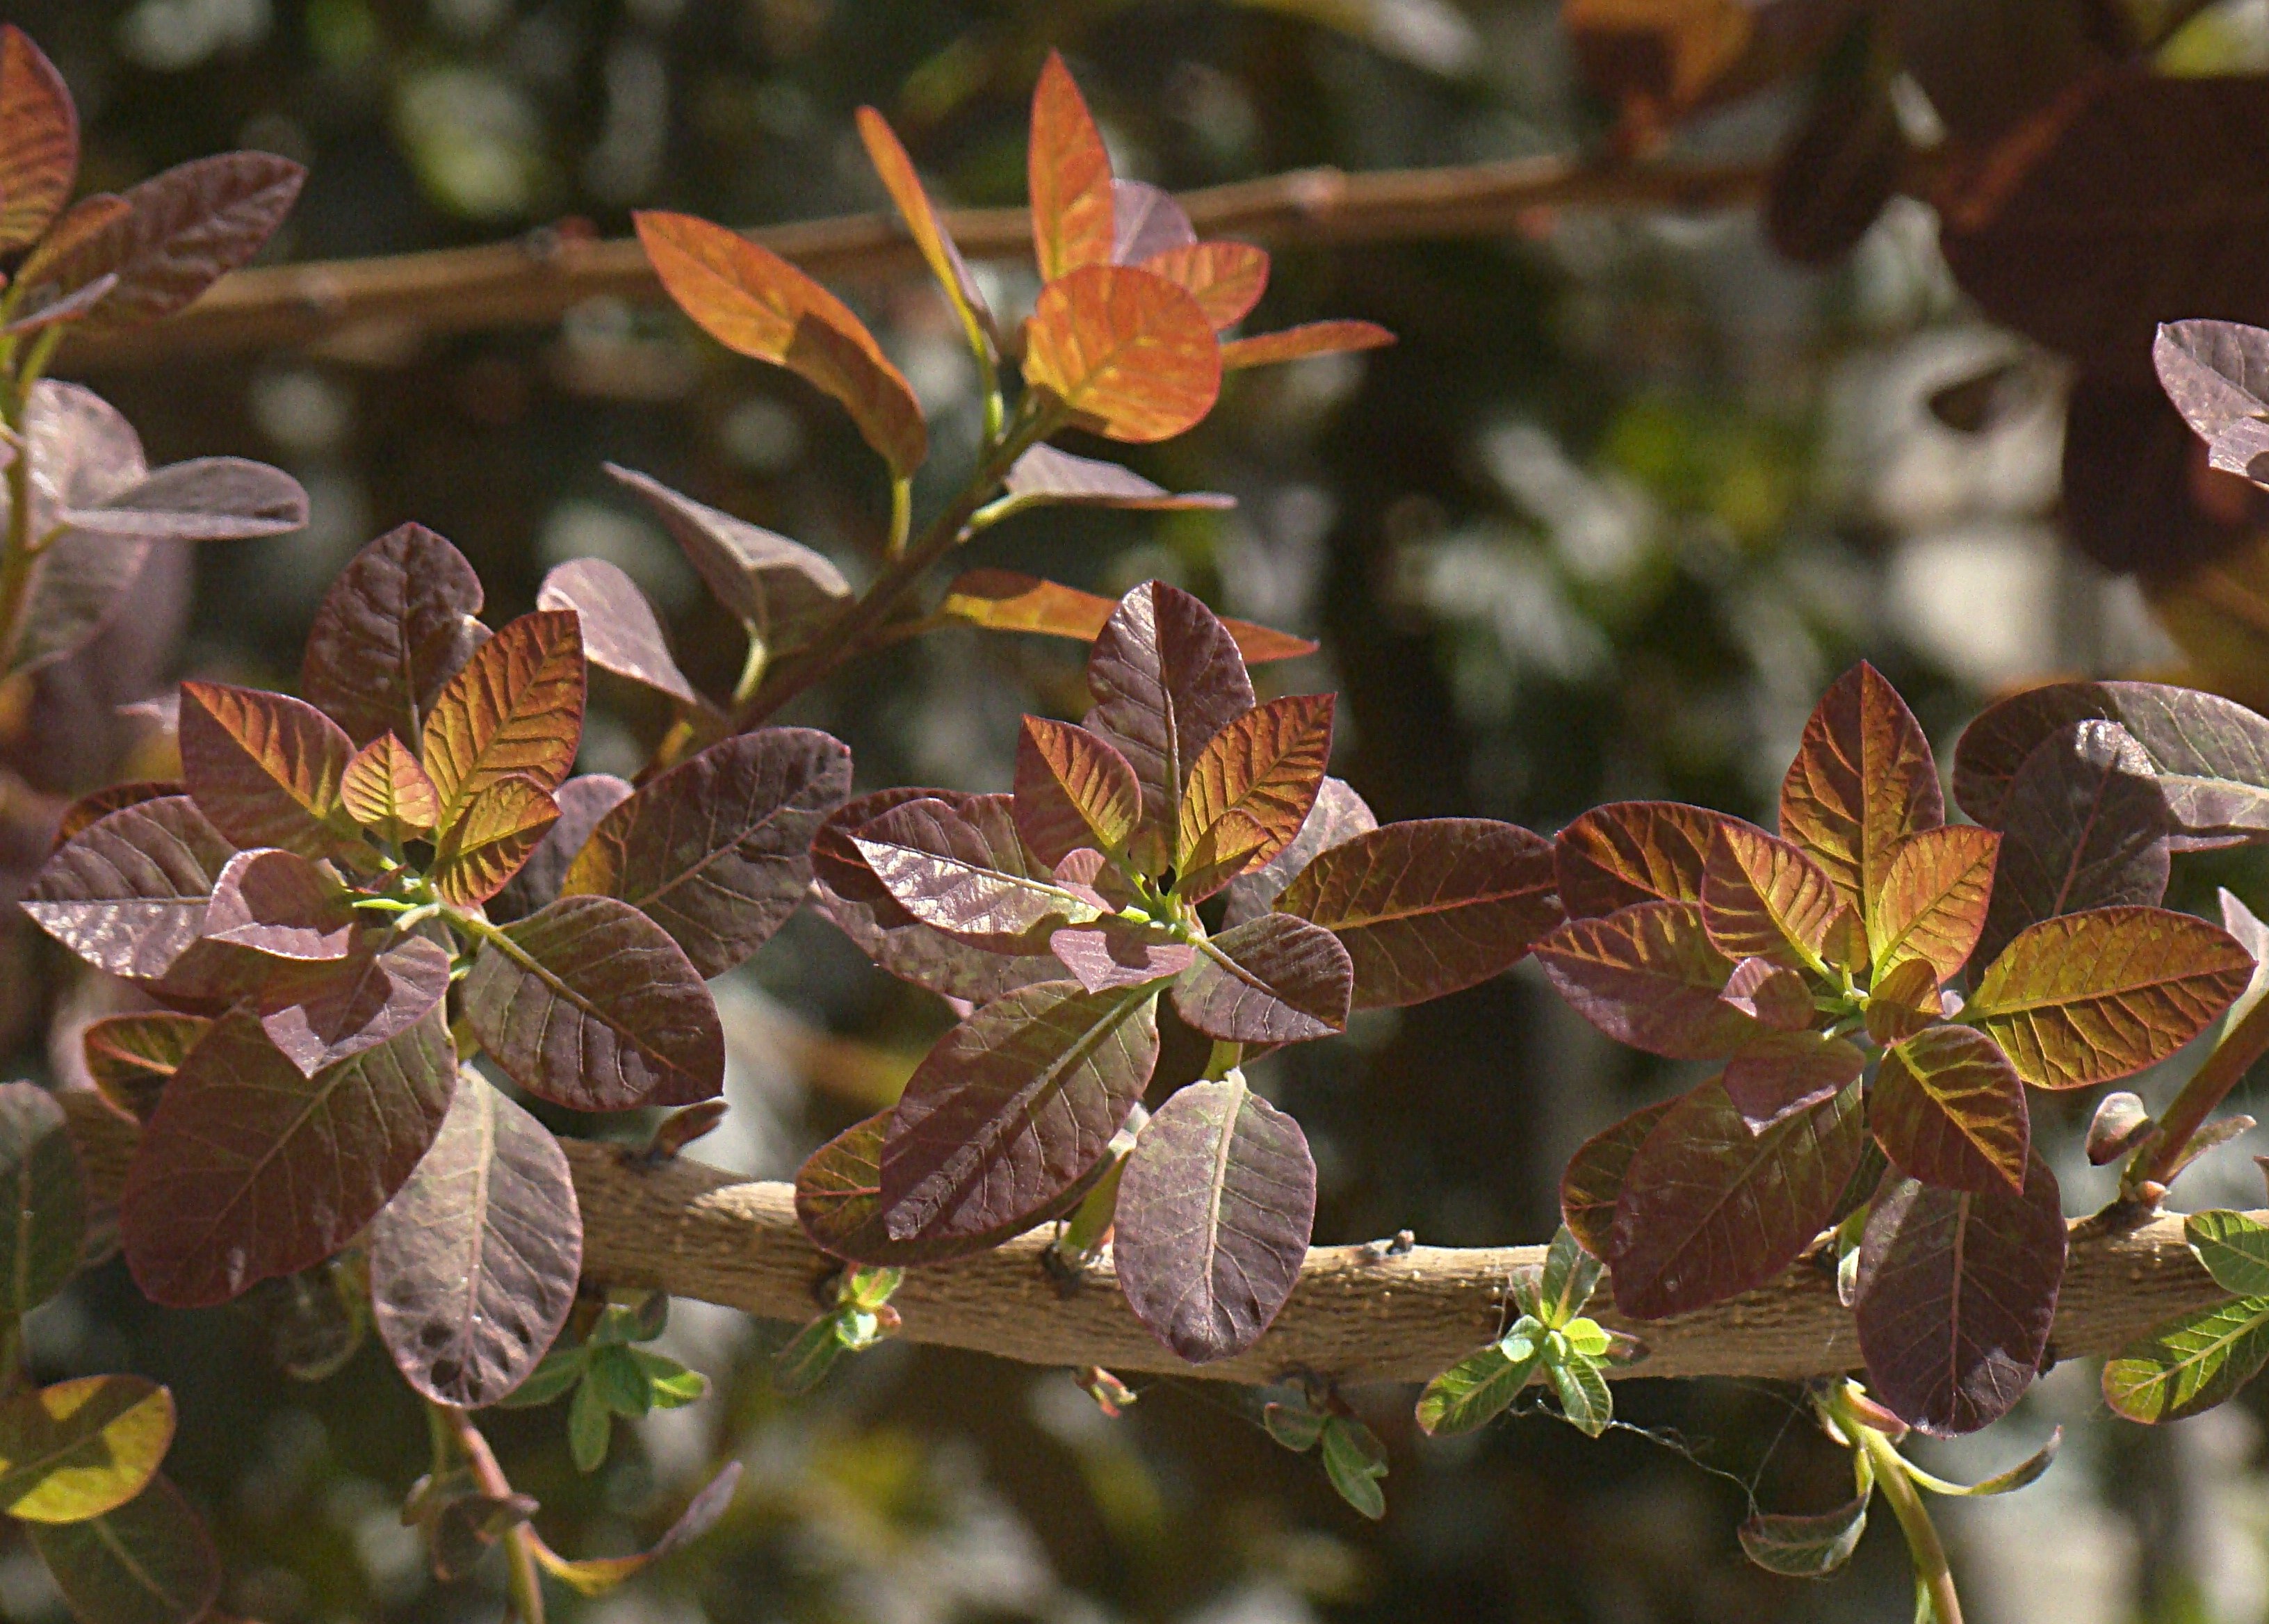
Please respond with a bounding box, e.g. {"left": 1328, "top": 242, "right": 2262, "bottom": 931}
{"left": 528, "top": 1463, "right": 741, "bottom": 1596}
{"left": 10, "top": 193, "right": 130, "bottom": 302}
{"left": 997, "top": 444, "right": 1233, "bottom": 516}
{"left": 1701, "top": 820, "right": 1857, "bottom": 973}
{"left": 1281, "top": 818, "right": 1561, "bottom": 1009}
{"left": 1967, "top": 908, "right": 2252, "bottom": 1089}
{"left": 1319, "top": 1416, "right": 1389, "bottom": 1516}
{"left": 1765, "top": 63, "right": 1902, "bottom": 266}
{"left": 1866, "top": 825, "right": 1999, "bottom": 984}
{"left": 368, "top": 1071, "right": 581, "bottom": 1408}
{"left": 1975, "top": 720, "right": 2169, "bottom": 969}
{"left": 1565, "top": 0, "right": 1851, "bottom": 131}
{"left": 82, "top": 1014, "right": 207, "bottom": 1125}
{"left": 1173, "top": 912, "right": 1353, "bottom": 1042}
{"left": 431, "top": 777, "right": 560, "bottom": 908}
{"left": 1023, "top": 264, "right": 1222, "bottom": 443}
{"left": 491, "top": 772, "right": 632, "bottom": 924}
{"left": 0, "top": 1377, "right": 173, "bottom": 1523}
{"left": 1223, "top": 776, "right": 1376, "bottom": 928}
{"left": 1177, "top": 692, "right": 1334, "bottom": 898}
{"left": 0, "top": 382, "right": 149, "bottom": 672}
{"left": 1739, "top": 1494, "right": 1870, "bottom": 1579}
{"left": 1112, "top": 179, "right": 1196, "bottom": 264}
{"left": 854, "top": 793, "right": 1106, "bottom": 953}
{"left": 22, "top": 796, "right": 234, "bottom": 978}
{"left": 1218, "top": 321, "right": 1395, "bottom": 370}
{"left": 1532, "top": 902, "right": 1762, "bottom": 1059}
{"left": 2104, "top": 1297, "right": 2269, "bottom": 1424}
{"left": 28, "top": 1475, "right": 218, "bottom": 1624}
{"left": 121, "top": 1009, "right": 455, "bottom": 1307}
{"left": 1050, "top": 920, "right": 1194, "bottom": 992}
{"left": 1263, "top": 1401, "right": 1326, "bottom": 1452}
{"left": 54, "top": 781, "right": 182, "bottom": 850}
{"left": 1028, "top": 51, "right": 1116, "bottom": 282}
{"left": 562, "top": 728, "right": 848, "bottom": 976}
{"left": 1015, "top": 716, "right": 1143, "bottom": 867}
{"left": 57, "top": 457, "right": 307, "bottom": 542}
{"left": 1722, "top": 1030, "right": 1864, "bottom": 1132}
{"left": 1871, "top": 1024, "right": 2031, "bottom": 1194}
{"left": 1143, "top": 241, "right": 1271, "bottom": 329}
{"left": 462, "top": 895, "right": 725, "bottom": 1111}
{"left": 635, "top": 210, "right": 927, "bottom": 476}
{"left": 300, "top": 523, "right": 489, "bottom": 749}
{"left": 0, "top": 271, "right": 117, "bottom": 336}
{"left": 420, "top": 609, "right": 585, "bottom": 827}
{"left": 0, "top": 26, "right": 77, "bottom": 252}
{"left": 1779, "top": 662, "right": 1942, "bottom": 914}
{"left": 1864, "top": 957, "right": 1944, "bottom": 1045}
{"left": 254, "top": 929, "right": 451, "bottom": 1079}
{"left": 2186, "top": 1209, "right": 2269, "bottom": 1297}
{"left": 201, "top": 847, "right": 356, "bottom": 960}
{"left": 1561, "top": 1097, "right": 1675, "bottom": 1257}
{"left": 179, "top": 680, "right": 368, "bottom": 865}
{"left": 856, "top": 105, "right": 994, "bottom": 359}
{"left": 0, "top": 1082, "right": 82, "bottom": 1313}
{"left": 539, "top": 558, "right": 701, "bottom": 708}
{"left": 1718, "top": 956, "right": 1814, "bottom": 1030}
{"left": 1115, "top": 1073, "right": 1317, "bottom": 1362}
{"left": 940, "top": 569, "right": 1312, "bottom": 662}
{"left": 877, "top": 981, "right": 1157, "bottom": 1242}
{"left": 340, "top": 733, "right": 439, "bottom": 845}
{"left": 605, "top": 464, "right": 849, "bottom": 640}
{"left": 1417, "top": 1333, "right": 1543, "bottom": 1436}
{"left": 1557, "top": 800, "right": 1742, "bottom": 919}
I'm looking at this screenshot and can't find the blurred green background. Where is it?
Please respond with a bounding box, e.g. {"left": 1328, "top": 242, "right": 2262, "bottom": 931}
{"left": 10, "top": 1, "right": 2269, "bottom": 1620}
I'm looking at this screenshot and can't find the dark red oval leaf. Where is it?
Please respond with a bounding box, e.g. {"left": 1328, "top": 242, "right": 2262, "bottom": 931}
{"left": 300, "top": 523, "right": 489, "bottom": 749}
{"left": 852, "top": 793, "right": 1105, "bottom": 955}
{"left": 1532, "top": 901, "right": 1763, "bottom": 1059}
{"left": 22, "top": 796, "right": 235, "bottom": 979}
{"left": 1172, "top": 913, "right": 1353, "bottom": 1043}
{"left": 1561, "top": 1097, "right": 1677, "bottom": 1258}
{"left": 1871, "top": 1024, "right": 2031, "bottom": 1195}
{"left": 201, "top": 847, "right": 357, "bottom": 961}
{"left": 1779, "top": 662, "right": 1943, "bottom": 914}
{"left": 538, "top": 557, "right": 701, "bottom": 708}
{"left": 1558, "top": 800, "right": 1746, "bottom": 920}
{"left": 179, "top": 681, "right": 369, "bottom": 866}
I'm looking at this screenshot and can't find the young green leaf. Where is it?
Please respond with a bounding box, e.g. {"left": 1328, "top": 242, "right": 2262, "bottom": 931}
{"left": 604, "top": 464, "right": 849, "bottom": 640}
{"left": 81, "top": 1014, "right": 207, "bottom": 1124}
{"left": 431, "top": 777, "right": 561, "bottom": 907}
{"left": 200, "top": 847, "right": 357, "bottom": 960}
{"left": 1262, "top": 1400, "right": 1326, "bottom": 1452}
{"left": 1965, "top": 907, "right": 2252, "bottom": 1089}
{"left": 26, "top": 1474, "right": 220, "bottom": 1624}
{"left": 635, "top": 210, "right": 927, "bottom": 477}
{"left": 1531, "top": 902, "right": 1764, "bottom": 1059}
{"left": 1415, "top": 1333, "right": 1544, "bottom": 1436}
{"left": 179, "top": 681, "right": 369, "bottom": 866}
{"left": 1739, "top": 1494, "right": 1871, "bottom": 1578}
{"left": 1015, "top": 716, "right": 1143, "bottom": 867}
{"left": 22, "top": 796, "right": 236, "bottom": 979}
{"left": 0, "top": 1082, "right": 83, "bottom": 1314}
{"left": 569, "top": 1372, "right": 612, "bottom": 1470}
{"left": 340, "top": 732, "right": 439, "bottom": 844}
{"left": 526, "top": 1462, "right": 741, "bottom": 1595}
{"left": 1779, "top": 662, "right": 1944, "bottom": 915}
{"left": 1722, "top": 1031, "right": 1865, "bottom": 1132}
{"left": 877, "top": 981, "right": 1158, "bottom": 1244}
{"left": 461, "top": 895, "right": 726, "bottom": 1111}
{"left": 1560, "top": 1098, "right": 1675, "bottom": 1258}
{"left": 563, "top": 729, "right": 852, "bottom": 975}
{"left": 1556, "top": 800, "right": 1743, "bottom": 918}
{"left": 1143, "top": 241, "right": 1271, "bottom": 330}
{"left": 491, "top": 773, "right": 633, "bottom": 924}
{"left": 0, "top": 27, "right": 77, "bottom": 252}
{"left": 1114, "top": 1073, "right": 1317, "bottom": 1362}
{"left": 1319, "top": 1417, "right": 1388, "bottom": 1519}
{"left": 1028, "top": 51, "right": 1116, "bottom": 282}
{"left": 1701, "top": 820, "right": 1858, "bottom": 973}
{"left": 938, "top": 570, "right": 1311, "bottom": 663}
{"left": 1867, "top": 825, "right": 1999, "bottom": 984}
{"left": 1176, "top": 693, "right": 1334, "bottom": 899}
{"left": 120, "top": 1009, "right": 456, "bottom": 1307}
{"left": 300, "top": 522, "right": 489, "bottom": 749}
{"left": 1218, "top": 321, "right": 1395, "bottom": 369}
{"left": 1023, "top": 265, "right": 1223, "bottom": 443}
{"left": 1901, "top": 1427, "right": 2062, "bottom": 1497}
{"left": 1855, "top": 1162, "right": 2067, "bottom": 1436}
{"left": 2104, "top": 1297, "right": 2269, "bottom": 1423}
{"left": 1540, "top": 1226, "right": 1602, "bottom": 1324}
{"left": 1546, "top": 1348, "right": 1613, "bottom": 1438}
{"left": 368, "top": 1071, "right": 581, "bottom": 1409}
{"left": 1280, "top": 819, "right": 1561, "bottom": 1009}
{"left": 0, "top": 1376, "right": 176, "bottom": 1522}
{"left": 1173, "top": 913, "right": 1353, "bottom": 1043}
{"left": 2186, "top": 1209, "right": 2269, "bottom": 1297}
{"left": 497, "top": 1347, "right": 586, "bottom": 1409}
{"left": 538, "top": 557, "right": 703, "bottom": 708}
{"left": 852, "top": 793, "right": 1108, "bottom": 953}
{"left": 419, "top": 609, "right": 585, "bottom": 827}
{"left": 1871, "top": 1024, "right": 2031, "bottom": 1194}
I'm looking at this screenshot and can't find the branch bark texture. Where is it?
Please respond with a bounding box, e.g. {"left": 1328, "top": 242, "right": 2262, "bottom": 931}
{"left": 59, "top": 1092, "right": 2229, "bottom": 1388}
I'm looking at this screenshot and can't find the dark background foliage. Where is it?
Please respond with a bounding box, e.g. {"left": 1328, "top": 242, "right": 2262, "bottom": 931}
{"left": 8, "top": 1, "right": 2269, "bottom": 1620}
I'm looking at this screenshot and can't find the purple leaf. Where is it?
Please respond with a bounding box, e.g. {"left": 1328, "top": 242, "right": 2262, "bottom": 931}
{"left": 1115, "top": 1073, "right": 1316, "bottom": 1363}
{"left": 200, "top": 848, "right": 355, "bottom": 960}
{"left": 1222, "top": 777, "right": 1376, "bottom": 928}
{"left": 1, "top": 382, "right": 153, "bottom": 673}
{"left": 1171, "top": 913, "right": 1352, "bottom": 1043}
{"left": 1111, "top": 179, "right": 1197, "bottom": 263}
{"left": 1556, "top": 800, "right": 1744, "bottom": 919}
{"left": 300, "top": 523, "right": 489, "bottom": 749}
{"left": 1722, "top": 1031, "right": 1864, "bottom": 1132}
{"left": 490, "top": 773, "right": 633, "bottom": 924}
{"left": 1855, "top": 1161, "right": 2067, "bottom": 1436}
{"left": 537, "top": 557, "right": 703, "bottom": 708}
{"left": 604, "top": 464, "right": 849, "bottom": 638}
{"left": 0, "top": 273, "right": 115, "bottom": 336}
{"left": 852, "top": 793, "right": 1106, "bottom": 953}
{"left": 120, "top": 1007, "right": 455, "bottom": 1307}
{"left": 2156, "top": 318, "right": 2269, "bottom": 442}
{"left": 461, "top": 895, "right": 726, "bottom": 1110}
{"left": 1531, "top": 901, "right": 1765, "bottom": 1059}
{"left": 1049, "top": 920, "right": 1194, "bottom": 992}
{"left": 1869, "top": 1024, "right": 2031, "bottom": 1196}
{"left": 878, "top": 982, "right": 1159, "bottom": 1242}
{"left": 58, "top": 457, "right": 308, "bottom": 542}
{"left": 1000, "top": 443, "right": 1233, "bottom": 515}
{"left": 1561, "top": 1097, "right": 1676, "bottom": 1257}
{"left": 21, "top": 796, "right": 234, "bottom": 978}
{"left": 178, "top": 680, "right": 370, "bottom": 866}
{"left": 562, "top": 729, "right": 850, "bottom": 976}
{"left": 256, "top": 930, "right": 453, "bottom": 1078}
{"left": 368, "top": 1070, "right": 581, "bottom": 1408}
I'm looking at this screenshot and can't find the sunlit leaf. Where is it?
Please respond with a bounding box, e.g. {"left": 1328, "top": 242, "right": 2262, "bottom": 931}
{"left": 1779, "top": 662, "right": 1943, "bottom": 914}
{"left": 1541, "top": 1226, "right": 1602, "bottom": 1323}
{"left": 1142, "top": 241, "right": 1271, "bottom": 330}
{"left": 200, "top": 847, "right": 357, "bottom": 960}
{"left": 1701, "top": 820, "right": 1857, "bottom": 973}
{"left": 82, "top": 1014, "right": 206, "bottom": 1125}
{"left": 2186, "top": 1209, "right": 2269, "bottom": 1297}
{"left": 1532, "top": 902, "right": 1763, "bottom": 1059}
{"left": 539, "top": 557, "right": 702, "bottom": 708}
{"left": 1028, "top": 50, "right": 1116, "bottom": 282}
{"left": 635, "top": 210, "right": 927, "bottom": 476}
{"left": 1284, "top": 819, "right": 1561, "bottom": 1009}
{"left": 1050, "top": 920, "right": 1194, "bottom": 992}
{"left": 254, "top": 930, "right": 452, "bottom": 1078}
{"left": 939, "top": 569, "right": 1312, "bottom": 662}
{"left": 1116, "top": 1072, "right": 1316, "bottom": 1362}
{"left": 1557, "top": 800, "right": 1743, "bottom": 920}
{"left": 179, "top": 680, "right": 369, "bottom": 866}
{"left": 1867, "top": 825, "right": 1999, "bottom": 984}
{"left": 2104, "top": 1297, "right": 2269, "bottom": 1424}
{"left": 1967, "top": 907, "right": 2252, "bottom": 1089}
{"left": 1721, "top": 1030, "right": 1864, "bottom": 1132}
{"left": 604, "top": 464, "right": 849, "bottom": 640}
{"left": 2155, "top": 318, "right": 2269, "bottom": 446}
{"left": 301, "top": 523, "right": 490, "bottom": 749}
{"left": 1900, "top": 1428, "right": 2062, "bottom": 1497}
{"left": 1023, "top": 265, "right": 1222, "bottom": 443}
{"left": 431, "top": 777, "right": 560, "bottom": 907}
{"left": 57, "top": 457, "right": 307, "bottom": 542}
{"left": 1718, "top": 956, "right": 1813, "bottom": 1030}
{"left": 854, "top": 793, "right": 1108, "bottom": 953}
{"left": 562, "top": 728, "right": 849, "bottom": 976}
{"left": 1223, "top": 776, "right": 1376, "bottom": 927}
{"left": 1177, "top": 692, "right": 1334, "bottom": 898}
{"left": 1219, "top": 320, "right": 1395, "bottom": 369}
{"left": 1014, "top": 716, "right": 1143, "bottom": 867}
{"left": 368, "top": 1071, "right": 581, "bottom": 1408}
{"left": 420, "top": 609, "right": 585, "bottom": 828}
{"left": 1416, "top": 1334, "right": 1543, "bottom": 1436}
{"left": 22, "top": 796, "right": 234, "bottom": 978}
{"left": 1975, "top": 720, "right": 2169, "bottom": 969}
{"left": 856, "top": 105, "right": 995, "bottom": 359}
{"left": 996, "top": 444, "right": 1233, "bottom": 517}
{"left": 1871, "top": 1024, "right": 2031, "bottom": 1194}
{"left": 1560, "top": 1097, "right": 1675, "bottom": 1257}
{"left": 0, "top": 1377, "right": 173, "bottom": 1524}
{"left": 1112, "top": 179, "right": 1195, "bottom": 264}
{"left": 26, "top": 1474, "right": 219, "bottom": 1624}
{"left": 877, "top": 981, "right": 1157, "bottom": 1242}
{"left": 463, "top": 895, "right": 724, "bottom": 1110}
{"left": 1739, "top": 1493, "right": 1871, "bottom": 1579}
{"left": 491, "top": 773, "right": 633, "bottom": 924}
{"left": 1864, "top": 957, "right": 1942, "bottom": 1045}
{"left": 0, "top": 26, "right": 77, "bottom": 252}
{"left": 121, "top": 1009, "right": 455, "bottom": 1307}
{"left": 340, "top": 733, "right": 439, "bottom": 845}
{"left": 528, "top": 1463, "right": 741, "bottom": 1595}
{"left": 1547, "top": 1347, "right": 1612, "bottom": 1438}
{"left": 53, "top": 781, "right": 183, "bottom": 849}
{"left": 0, "top": 1082, "right": 82, "bottom": 1313}
{"left": 1173, "top": 913, "right": 1353, "bottom": 1042}
{"left": 1606, "top": 1076, "right": 1863, "bottom": 1318}
{"left": 1855, "top": 1162, "right": 2066, "bottom": 1436}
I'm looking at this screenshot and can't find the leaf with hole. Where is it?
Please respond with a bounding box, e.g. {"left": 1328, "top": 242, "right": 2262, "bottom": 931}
{"left": 1023, "top": 265, "right": 1222, "bottom": 443}
{"left": 1115, "top": 1073, "right": 1316, "bottom": 1363}
{"left": 1028, "top": 51, "right": 1116, "bottom": 282}
{"left": 1014, "top": 717, "right": 1143, "bottom": 868}
{"left": 1533, "top": 902, "right": 1764, "bottom": 1059}
{"left": 1173, "top": 913, "right": 1353, "bottom": 1043}
{"left": 2104, "top": 1297, "right": 2269, "bottom": 1424}
{"left": 1219, "top": 322, "right": 1395, "bottom": 370}
{"left": 368, "top": 1071, "right": 581, "bottom": 1409}
{"left": 179, "top": 681, "right": 368, "bottom": 866}
{"left": 0, "top": 1082, "right": 82, "bottom": 1313}
{"left": 1867, "top": 825, "right": 1999, "bottom": 984}
{"left": 26, "top": 1473, "right": 220, "bottom": 1624}
{"left": 1558, "top": 800, "right": 1743, "bottom": 919}
{"left": 0, "top": 26, "right": 77, "bottom": 252}
{"left": 300, "top": 523, "right": 490, "bottom": 749}
{"left": 1780, "top": 663, "right": 1944, "bottom": 914}
{"left": 1870, "top": 1023, "right": 2031, "bottom": 1194}
{"left": 0, "top": 1377, "right": 174, "bottom": 1524}
{"left": 22, "top": 796, "right": 235, "bottom": 979}
{"left": 1177, "top": 693, "right": 1333, "bottom": 898}
{"left": 539, "top": 557, "right": 702, "bottom": 708}
{"left": 853, "top": 793, "right": 1107, "bottom": 954}
{"left": 604, "top": 465, "right": 849, "bottom": 640}
{"left": 81, "top": 1014, "right": 206, "bottom": 1124}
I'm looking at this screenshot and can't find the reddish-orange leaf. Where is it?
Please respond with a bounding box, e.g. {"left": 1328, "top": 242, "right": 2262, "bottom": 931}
{"left": 12, "top": 195, "right": 129, "bottom": 293}
{"left": 1027, "top": 51, "right": 1115, "bottom": 282}
{"left": 856, "top": 106, "right": 994, "bottom": 357}
{"left": 1779, "top": 662, "right": 1944, "bottom": 914}
{"left": 179, "top": 681, "right": 371, "bottom": 868}
{"left": 1015, "top": 717, "right": 1142, "bottom": 866}
{"left": 419, "top": 610, "right": 585, "bottom": 831}
{"left": 432, "top": 777, "right": 561, "bottom": 907}
{"left": 341, "top": 733, "right": 439, "bottom": 845}
{"left": 634, "top": 210, "right": 927, "bottom": 477}
{"left": 1531, "top": 901, "right": 1764, "bottom": 1059}
{"left": 1023, "top": 265, "right": 1222, "bottom": 443}
{"left": 1865, "top": 957, "right": 1944, "bottom": 1044}
{"left": 1219, "top": 320, "right": 1396, "bottom": 371}
{"left": 1872, "top": 1024, "right": 2031, "bottom": 1195}
{"left": 937, "top": 570, "right": 1316, "bottom": 661}
{"left": 1177, "top": 693, "right": 1336, "bottom": 899}
{"left": 1557, "top": 800, "right": 1745, "bottom": 919}
{"left": 1867, "top": 825, "right": 1999, "bottom": 983}
{"left": 0, "top": 27, "right": 77, "bottom": 253}
{"left": 1141, "top": 241, "right": 1271, "bottom": 330}
{"left": 1702, "top": 820, "right": 1860, "bottom": 973}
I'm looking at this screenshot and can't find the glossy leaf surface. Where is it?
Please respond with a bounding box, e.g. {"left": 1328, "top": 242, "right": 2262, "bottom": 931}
{"left": 300, "top": 523, "right": 489, "bottom": 748}
{"left": 2156, "top": 318, "right": 2269, "bottom": 441}
{"left": 1014, "top": 716, "right": 1143, "bottom": 866}
{"left": 1415, "top": 1335, "right": 1543, "bottom": 1436}
{"left": 538, "top": 558, "right": 701, "bottom": 708}
{"left": 1866, "top": 825, "right": 1999, "bottom": 983}
{"left": 1086, "top": 582, "right": 1255, "bottom": 859}
{"left": 1778, "top": 663, "right": 1943, "bottom": 914}
{"left": 1557, "top": 800, "right": 1741, "bottom": 919}
{"left": 58, "top": 457, "right": 307, "bottom": 542}
{"left": 179, "top": 681, "right": 365, "bottom": 864}
{"left": 22, "top": 796, "right": 234, "bottom": 979}
{"left": 0, "top": 1082, "right": 83, "bottom": 1313}
{"left": 1870, "top": 1024, "right": 2031, "bottom": 1194}
{"left": 1173, "top": 913, "right": 1353, "bottom": 1043}
{"left": 1027, "top": 51, "right": 1115, "bottom": 282}
{"left": 1023, "top": 265, "right": 1222, "bottom": 443}
{"left": 854, "top": 793, "right": 1106, "bottom": 953}
{"left": 421, "top": 610, "right": 585, "bottom": 826}
{"left": 26, "top": 1473, "right": 219, "bottom": 1624}
{"left": 0, "top": 1377, "right": 173, "bottom": 1523}
{"left": 1176, "top": 692, "right": 1334, "bottom": 898}
{"left": 1533, "top": 902, "right": 1762, "bottom": 1060}
{"left": 2186, "top": 1209, "right": 2269, "bottom": 1297}
{"left": 200, "top": 847, "right": 356, "bottom": 960}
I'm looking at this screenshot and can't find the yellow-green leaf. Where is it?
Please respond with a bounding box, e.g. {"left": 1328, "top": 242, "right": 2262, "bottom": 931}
{"left": 420, "top": 609, "right": 585, "bottom": 830}
{"left": 0, "top": 1377, "right": 175, "bottom": 1524}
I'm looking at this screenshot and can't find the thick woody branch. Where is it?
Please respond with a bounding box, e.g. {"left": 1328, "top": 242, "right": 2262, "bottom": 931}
{"left": 60, "top": 1092, "right": 2230, "bottom": 1388}
{"left": 58, "top": 158, "right": 1772, "bottom": 370}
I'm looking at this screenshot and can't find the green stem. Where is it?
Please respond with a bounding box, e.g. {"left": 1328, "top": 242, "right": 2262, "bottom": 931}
{"left": 730, "top": 627, "right": 769, "bottom": 707}
{"left": 884, "top": 476, "right": 913, "bottom": 562}
{"left": 2140, "top": 991, "right": 2269, "bottom": 1188}
{"left": 1205, "top": 1040, "right": 1244, "bottom": 1080}
{"left": 1860, "top": 1427, "right": 1963, "bottom": 1624}
{"left": 434, "top": 1402, "right": 546, "bottom": 1624}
